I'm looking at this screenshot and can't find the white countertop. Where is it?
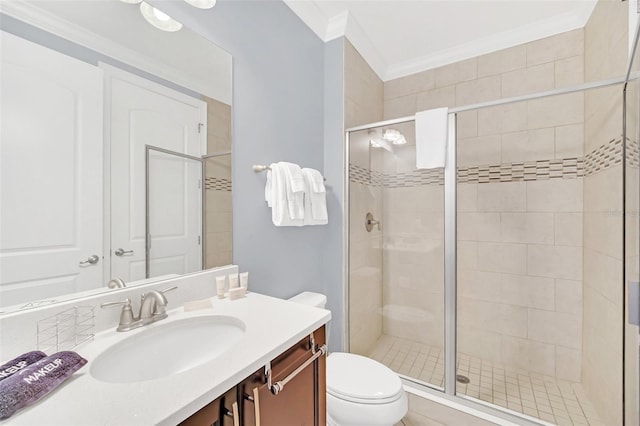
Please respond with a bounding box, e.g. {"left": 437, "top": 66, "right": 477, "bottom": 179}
{"left": 5, "top": 292, "right": 331, "bottom": 425}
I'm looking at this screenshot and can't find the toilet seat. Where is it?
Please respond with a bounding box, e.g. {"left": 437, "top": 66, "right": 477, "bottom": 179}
{"left": 327, "top": 352, "right": 404, "bottom": 405}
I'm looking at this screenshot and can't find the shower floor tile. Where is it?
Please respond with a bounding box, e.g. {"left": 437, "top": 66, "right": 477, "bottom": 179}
{"left": 368, "top": 334, "right": 603, "bottom": 426}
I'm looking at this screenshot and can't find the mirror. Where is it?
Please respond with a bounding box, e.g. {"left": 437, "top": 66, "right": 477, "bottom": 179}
{"left": 0, "top": 0, "right": 232, "bottom": 312}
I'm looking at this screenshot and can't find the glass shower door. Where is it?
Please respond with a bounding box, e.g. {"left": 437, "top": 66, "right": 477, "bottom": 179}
{"left": 348, "top": 121, "right": 446, "bottom": 390}
{"left": 455, "top": 94, "right": 604, "bottom": 425}
{"left": 624, "top": 31, "right": 640, "bottom": 426}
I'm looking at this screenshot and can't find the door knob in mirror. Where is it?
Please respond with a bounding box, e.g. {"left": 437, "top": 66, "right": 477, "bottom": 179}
{"left": 115, "top": 248, "right": 134, "bottom": 257}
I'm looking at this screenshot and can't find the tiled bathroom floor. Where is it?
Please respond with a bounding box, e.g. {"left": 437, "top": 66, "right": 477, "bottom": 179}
{"left": 368, "top": 335, "right": 603, "bottom": 426}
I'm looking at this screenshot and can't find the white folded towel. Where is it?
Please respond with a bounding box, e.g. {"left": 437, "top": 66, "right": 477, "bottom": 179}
{"left": 268, "top": 163, "right": 303, "bottom": 227}
{"left": 415, "top": 107, "right": 448, "bottom": 169}
{"left": 279, "top": 162, "right": 305, "bottom": 220}
{"left": 265, "top": 165, "right": 273, "bottom": 207}
{"left": 302, "top": 168, "right": 328, "bottom": 225}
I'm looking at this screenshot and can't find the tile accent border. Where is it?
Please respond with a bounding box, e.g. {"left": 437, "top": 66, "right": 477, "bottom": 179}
{"left": 458, "top": 158, "right": 583, "bottom": 184}
{"left": 626, "top": 138, "right": 639, "bottom": 169}
{"left": 204, "top": 177, "right": 232, "bottom": 192}
{"left": 350, "top": 137, "right": 626, "bottom": 187}
{"left": 584, "top": 138, "right": 623, "bottom": 176}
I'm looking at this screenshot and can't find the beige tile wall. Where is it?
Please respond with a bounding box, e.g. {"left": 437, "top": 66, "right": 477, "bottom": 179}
{"left": 203, "top": 96, "right": 232, "bottom": 268}
{"left": 346, "top": 40, "right": 385, "bottom": 355}
{"left": 582, "top": 1, "right": 627, "bottom": 425}
{"left": 383, "top": 29, "right": 586, "bottom": 381}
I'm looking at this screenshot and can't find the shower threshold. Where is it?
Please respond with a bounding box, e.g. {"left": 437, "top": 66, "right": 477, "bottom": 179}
{"left": 367, "top": 334, "right": 603, "bottom": 426}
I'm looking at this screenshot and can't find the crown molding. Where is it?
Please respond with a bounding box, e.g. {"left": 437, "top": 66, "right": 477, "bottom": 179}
{"left": 0, "top": 0, "right": 227, "bottom": 103}
{"left": 285, "top": 0, "right": 597, "bottom": 83}
{"left": 283, "top": 0, "right": 329, "bottom": 40}
{"left": 325, "top": 10, "right": 348, "bottom": 41}
{"left": 341, "top": 11, "right": 387, "bottom": 81}
{"left": 382, "top": 8, "right": 593, "bottom": 81}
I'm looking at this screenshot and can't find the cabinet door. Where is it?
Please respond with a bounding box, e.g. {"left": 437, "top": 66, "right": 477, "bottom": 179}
{"left": 242, "top": 327, "right": 326, "bottom": 426}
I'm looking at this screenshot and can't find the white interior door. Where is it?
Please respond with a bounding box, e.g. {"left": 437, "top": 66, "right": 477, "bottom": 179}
{"left": 104, "top": 65, "right": 205, "bottom": 282}
{"left": 0, "top": 31, "right": 103, "bottom": 307}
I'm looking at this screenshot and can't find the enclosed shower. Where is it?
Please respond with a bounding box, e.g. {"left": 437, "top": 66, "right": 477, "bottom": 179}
{"left": 345, "top": 19, "right": 640, "bottom": 426}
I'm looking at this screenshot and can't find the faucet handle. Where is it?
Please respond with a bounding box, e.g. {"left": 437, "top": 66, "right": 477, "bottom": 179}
{"left": 153, "top": 286, "right": 177, "bottom": 315}
{"left": 100, "top": 298, "right": 131, "bottom": 309}
{"left": 160, "top": 286, "right": 178, "bottom": 294}
{"left": 100, "top": 298, "right": 136, "bottom": 331}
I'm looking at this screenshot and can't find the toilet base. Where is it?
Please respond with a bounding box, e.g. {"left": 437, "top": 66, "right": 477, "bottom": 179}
{"left": 326, "top": 390, "right": 408, "bottom": 426}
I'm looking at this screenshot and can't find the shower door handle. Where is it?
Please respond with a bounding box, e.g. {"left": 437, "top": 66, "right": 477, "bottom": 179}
{"left": 629, "top": 281, "right": 640, "bottom": 326}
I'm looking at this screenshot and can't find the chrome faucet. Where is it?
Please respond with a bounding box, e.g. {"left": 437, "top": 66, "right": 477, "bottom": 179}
{"left": 139, "top": 290, "right": 169, "bottom": 322}
{"left": 100, "top": 286, "right": 177, "bottom": 332}
{"left": 107, "top": 278, "right": 126, "bottom": 289}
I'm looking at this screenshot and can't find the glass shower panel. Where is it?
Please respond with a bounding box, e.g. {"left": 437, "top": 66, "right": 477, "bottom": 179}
{"left": 455, "top": 95, "right": 602, "bottom": 425}
{"left": 624, "top": 38, "right": 640, "bottom": 426}
{"left": 204, "top": 154, "right": 232, "bottom": 268}
{"left": 348, "top": 122, "right": 446, "bottom": 390}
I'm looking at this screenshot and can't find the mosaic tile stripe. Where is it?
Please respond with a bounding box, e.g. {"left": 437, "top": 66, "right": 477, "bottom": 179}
{"left": 626, "top": 138, "right": 639, "bottom": 169}
{"left": 350, "top": 164, "right": 384, "bottom": 186}
{"left": 584, "top": 138, "right": 623, "bottom": 176}
{"left": 385, "top": 169, "right": 444, "bottom": 187}
{"left": 204, "top": 177, "right": 232, "bottom": 191}
{"left": 350, "top": 138, "right": 625, "bottom": 187}
{"left": 458, "top": 158, "right": 583, "bottom": 184}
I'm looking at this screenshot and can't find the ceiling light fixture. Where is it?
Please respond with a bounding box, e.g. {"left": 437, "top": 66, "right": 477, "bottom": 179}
{"left": 184, "top": 0, "right": 217, "bottom": 9}
{"left": 382, "top": 129, "right": 407, "bottom": 145}
{"left": 140, "top": 2, "right": 183, "bottom": 32}
{"left": 368, "top": 130, "right": 393, "bottom": 152}
{"left": 119, "top": 0, "right": 142, "bottom": 4}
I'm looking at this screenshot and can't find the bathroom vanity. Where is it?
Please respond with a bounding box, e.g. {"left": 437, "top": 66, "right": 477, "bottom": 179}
{"left": 2, "top": 287, "right": 331, "bottom": 425}
{"left": 182, "top": 326, "right": 326, "bottom": 426}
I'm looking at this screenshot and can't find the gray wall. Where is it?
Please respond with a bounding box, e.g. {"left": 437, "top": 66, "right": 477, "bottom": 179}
{"left": 155, "top": 0, "right": 346, "bottom": 349}
{"left": 322, "top": 38, "right": 346, "bottom": 351}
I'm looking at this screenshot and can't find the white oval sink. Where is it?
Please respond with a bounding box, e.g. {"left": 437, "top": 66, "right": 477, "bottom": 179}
{"left": 90, "top": 315, "right": 245, "bottom": 383}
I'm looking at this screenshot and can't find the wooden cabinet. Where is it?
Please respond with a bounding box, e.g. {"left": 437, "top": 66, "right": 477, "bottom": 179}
{"left": 179, "top": 387, "right": 237, "bottom": 426}
{"left": 180, "top": 326, "right": 326, "bottom": 426}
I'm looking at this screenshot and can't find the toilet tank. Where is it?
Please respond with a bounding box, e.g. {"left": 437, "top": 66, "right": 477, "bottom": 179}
{"left": 288, "top": 292, "right": 327, "bottom": 309}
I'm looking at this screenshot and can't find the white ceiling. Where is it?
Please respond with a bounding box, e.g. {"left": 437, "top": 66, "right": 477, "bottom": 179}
{"left": 284, "top": 0, "right": 598, "bottom": 81}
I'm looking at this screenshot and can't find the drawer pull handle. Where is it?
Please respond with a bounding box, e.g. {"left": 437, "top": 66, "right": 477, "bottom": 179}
{"left": 265, "top": 335, "right": 327, "bottom": 396}
{"left": 244, "top": 387, "right": 261, "bottom": 426}
{"left": 253, "top": 387, "right": 260, "bottom": 426}
{"left": 224, "top": 402, "right": 240, "bottom": 426}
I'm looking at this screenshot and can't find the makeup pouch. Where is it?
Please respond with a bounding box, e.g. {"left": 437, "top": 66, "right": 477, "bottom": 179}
{"left": 0, "top": 351, "right": 87, "bottom": 419}
{"left": 0, "top": 351, "right": 47, "bottom": 382}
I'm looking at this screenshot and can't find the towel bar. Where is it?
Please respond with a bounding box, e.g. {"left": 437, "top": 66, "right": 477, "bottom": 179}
{"left": 264, "top": 333, "right": 327, "bottom": 395}
{"left": 252, "top": 164, "right": 327, "bottom": 181}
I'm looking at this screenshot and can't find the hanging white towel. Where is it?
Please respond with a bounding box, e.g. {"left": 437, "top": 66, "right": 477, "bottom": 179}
{"left": 279, "top": 162, "right": 305, "bottom": 220}
{"left": 302, "top": 168, "right": 328, "bottom": 225}
{"left": 265, "top": 165, "right": 274, "bottom": 207}
{"left": 268, "top": 163, "right": 303, "bottom": 227}
{"left": 415, "top": 107, "right": 448, "bottom": 169}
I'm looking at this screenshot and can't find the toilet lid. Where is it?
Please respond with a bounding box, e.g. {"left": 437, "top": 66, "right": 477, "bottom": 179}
{"left": 327, "top": 353, "right": 403, "bottom": 404}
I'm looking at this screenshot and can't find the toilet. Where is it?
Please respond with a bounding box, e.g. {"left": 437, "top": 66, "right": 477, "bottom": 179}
{"left": 288, "top": 292, "right": 408, "bottom": 426}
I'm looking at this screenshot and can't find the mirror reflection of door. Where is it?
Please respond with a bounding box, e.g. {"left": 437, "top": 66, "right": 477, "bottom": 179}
{"left": 0, "top": 31, "right": 103, "bottom": 306}
{"left": 148, "top": 149, "right": 203, "bottom": 279}
{"left": 104, "top": 64, "right": 206, "bottom": 282}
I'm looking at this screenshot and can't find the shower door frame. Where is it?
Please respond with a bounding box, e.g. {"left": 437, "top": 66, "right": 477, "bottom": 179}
{"left": 344, "top": 75, "right": 633, "bottom": 425}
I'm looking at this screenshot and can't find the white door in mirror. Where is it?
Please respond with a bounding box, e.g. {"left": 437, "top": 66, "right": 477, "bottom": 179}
{"left": 105, "top": 65, "right": 205, "bottom": 282}
{"left": 0, "top": 31, "right": 103, "bottom": 307}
